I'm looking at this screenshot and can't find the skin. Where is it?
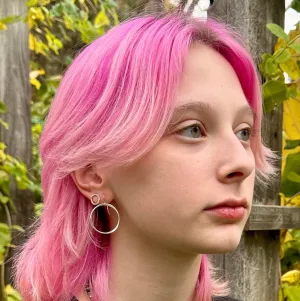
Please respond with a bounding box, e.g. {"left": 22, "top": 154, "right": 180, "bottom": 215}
{"left": 72, "top": 43, "right": 256, "bottom": 301}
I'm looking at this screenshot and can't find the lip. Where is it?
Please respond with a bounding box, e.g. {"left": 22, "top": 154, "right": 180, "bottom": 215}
{"left": 204, "top": 198, "right": 248, "bottom": 210}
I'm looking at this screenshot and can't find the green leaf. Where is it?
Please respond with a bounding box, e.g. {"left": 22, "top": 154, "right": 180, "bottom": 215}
{"left": 11, "top": 225, "right": 25, "bottom": 232}
{"left": 281, "top": 152, "right": 300, "bottom": 196}
{"left": 0, "top": 118, "right": 9, "bottom": 130}
{"left": 283, "top": 286, "right": 300, "bottom": 301}
{"left": 274, "top": 49, "right": 292, "bottom": 63}
{"left": 284, "top": 139, "right": 300, "bottom": 149}
{"left": 34, "top": 202, "right": 44, "bottom": 217}
{"left": 26, "top": 0, "right": 38, "bottom": 7}
{"left": 289, "top": 43, "right": 300, "bottom": 53}
{"left": 291, "top": 0, "right": 300, "bottom": 12}
{"left": 265, "top": 58, "right": 278, "bottom": 75}
{"left": 0, "top": 15, "right": 23, "bottom": 25}
{"left": 0, "top": 223, "right": 11, "bottom": 248}
{"left": 267, "top": 23, "right": 289, "bottom": 42}
{"left": 288, "top": 172, "right": 300, "bottom": 183}
{"left": 288, "top": 86, "right": 298, "bottom": 98}
{"left": 262, "top": 80, "right": 287, "bottom": 112}
{"left": 7, "top": 197, "right": 17, "bottom": 214}
{"left": 0, "top": 196, "right": 9, "bottom": 204}
{"left": 0, "top": 101, "right": 7, "bottom": 113}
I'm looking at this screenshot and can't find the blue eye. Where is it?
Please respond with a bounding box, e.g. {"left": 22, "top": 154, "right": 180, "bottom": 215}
{"left": 236, "top": 128, "right": 251, "bottom": 141}
{"left": 176, "top": 123, "right": 206, "bottom": 139}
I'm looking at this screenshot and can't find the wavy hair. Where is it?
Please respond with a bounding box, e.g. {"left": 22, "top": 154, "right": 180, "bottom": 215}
{"left": 13, "top": 10, "right": 276, "bottom": 301}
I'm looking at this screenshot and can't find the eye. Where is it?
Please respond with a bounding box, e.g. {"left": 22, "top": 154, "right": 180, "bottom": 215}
{"left": 236, "top": 128, "right": 251, "bottom": 141}
{"left": 176, "top": 123, "right": 206, "bottom": 139}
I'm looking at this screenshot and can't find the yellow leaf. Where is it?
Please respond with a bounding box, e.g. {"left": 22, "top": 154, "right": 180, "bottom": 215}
{"left": 282, "top": 97, "right": 300, "bottom": 171}
{"left": 281, "top": 270, "right": 300, "bottom": 284}
{"left": 94, "top": 8, "right": 110, "bottom": 27}
{"left": 280, "top": 193, "right": 285, "bottom": 206}
{"left": 28, "top": 16, "right": 34, "bottom": 29}
{"left": 288, "top": 28, "right": 300, "bottom": 43}
{"left": 5, "top": 284, "right": 22, "bottom": 299}
{"left": 63, "top": 15, "right": 75, "bottom": 31}
{"left": 5, "top": 284, "right": 15, "bottom": 295}
{"left": 29, "top": 7, "right": 45, "bottom": 22}
{"left": 280, "top": 58, "right": 300, "bottom": 80}
{"left": 289, "top": 194, "right": 300, "bottom": 206}
{"left": 274, "top": 37, "right": 287, "bottom": 52}
{"left": 29, "top": 34, "right": 48, "bottom": 56}
{"left": 0, "top": 22, "right": 7, "bottom": 30}
{"left": 0, "top": 150, "right": 7, "bottom": 161}
{"left": 29, "top": 33, "right": 35, "bottom": 50}
{"left": 30, "top": 78, "right": 41, "bottom": 90}
{"left": 283, "top": 98, "right": 300, "bottom": 139}
{"left": 284, "top": 231, "right": 294, "bottom": 243}
{"left": 280, "top": 243, "right": 284, "bottom": 259}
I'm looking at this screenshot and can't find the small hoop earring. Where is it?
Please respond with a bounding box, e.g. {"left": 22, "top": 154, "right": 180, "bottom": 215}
{"left": 89, "top": 193, "right": 120, "bottom": 235}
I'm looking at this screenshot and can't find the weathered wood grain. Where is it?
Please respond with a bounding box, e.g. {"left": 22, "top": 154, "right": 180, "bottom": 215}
{"left": 246, "top": 205, "right": 300, "bottom": 230}
{"left": 0, "top": 0, "right": 34, "bottom": 286}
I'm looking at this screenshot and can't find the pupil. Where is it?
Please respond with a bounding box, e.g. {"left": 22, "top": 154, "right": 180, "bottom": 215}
{"left": 242, "top": 130, "right": 248, "bottom": 140}
{"left": 191, "top": 126, "right": 200, "bottom": 137}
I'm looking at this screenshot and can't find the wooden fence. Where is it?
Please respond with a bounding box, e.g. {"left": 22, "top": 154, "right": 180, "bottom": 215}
{"left": 209, "top": 1, "right": 300, "bottom": 300}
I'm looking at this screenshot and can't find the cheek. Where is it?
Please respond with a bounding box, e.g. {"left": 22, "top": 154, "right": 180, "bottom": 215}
{"left": 111, "top": 159, "right": 185, "bottom": 218}
{"left": 108, "top": 146, "right": 202, "bottom": 235}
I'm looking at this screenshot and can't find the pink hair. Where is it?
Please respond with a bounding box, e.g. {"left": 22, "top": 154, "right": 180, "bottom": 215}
{"left": 13, "top": 11, "right": 276, "bottom": 301}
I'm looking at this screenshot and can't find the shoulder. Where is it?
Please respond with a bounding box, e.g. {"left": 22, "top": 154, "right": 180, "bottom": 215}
{"left": 213, "top": 296, "right": 242, "bottom": 301}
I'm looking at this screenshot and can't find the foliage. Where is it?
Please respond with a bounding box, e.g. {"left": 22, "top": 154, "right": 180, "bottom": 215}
{"left": 0, "top": 102, "right": 39, "bottom": 300}
{"left": 259, "top": 7, "right": 300, "bottom": 301}
{"left": 260, "top": 23, "right": 300, "bottom": 113}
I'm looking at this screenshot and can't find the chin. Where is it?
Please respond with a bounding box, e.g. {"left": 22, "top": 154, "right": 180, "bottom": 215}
{"left": 209, "top": 241, "right": 242, "bottom": 254}
{"left": 191, "top": 229, "right": 244, "bottom": 254}
{"left": 206, "top": 233, "right": 244, "bottom": 254}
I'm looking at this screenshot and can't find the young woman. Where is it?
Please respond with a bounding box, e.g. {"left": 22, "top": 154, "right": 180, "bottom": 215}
{"left": 13, "top": 10, "right": 276, "bottom": 301}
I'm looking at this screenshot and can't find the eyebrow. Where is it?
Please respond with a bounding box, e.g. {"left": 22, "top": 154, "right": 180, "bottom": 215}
{"left": 170, "top": 100, "right": 256, "bottom": 123}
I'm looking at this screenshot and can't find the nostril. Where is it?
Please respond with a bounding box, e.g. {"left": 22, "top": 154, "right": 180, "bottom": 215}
{"left": 227, "top": 171, "right": 243, "bottom": 178}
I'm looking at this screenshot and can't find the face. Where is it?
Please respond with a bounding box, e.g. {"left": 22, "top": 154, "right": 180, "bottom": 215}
{"left": 106, "top": 44, "right": 256, "bottom": 255}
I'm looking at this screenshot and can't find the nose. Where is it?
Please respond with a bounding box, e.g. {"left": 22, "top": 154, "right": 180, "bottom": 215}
{"left": 216, "top": 136, "right": 255, "bottom": 184}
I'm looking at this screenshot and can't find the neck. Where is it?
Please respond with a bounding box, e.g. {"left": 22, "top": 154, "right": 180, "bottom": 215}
{"left": 107, "top": 222, "right": 202, "bottom": 301}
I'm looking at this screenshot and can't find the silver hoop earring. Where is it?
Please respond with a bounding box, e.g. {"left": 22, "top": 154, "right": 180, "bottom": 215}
{"left": 89, "top": 193, "right": 120, "bottom": 235}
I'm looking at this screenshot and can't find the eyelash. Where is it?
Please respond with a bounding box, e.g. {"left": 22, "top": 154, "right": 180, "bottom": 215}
{"left": 176, "top": 122, "right": 253, "bottom": 142}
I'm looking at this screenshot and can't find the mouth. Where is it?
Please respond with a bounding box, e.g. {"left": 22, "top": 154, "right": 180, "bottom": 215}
{"left": 203, "top": 198, "right": 248, "bottom": 220}
{"left": 204, "top": 198, "right": 248, "bottom": 210}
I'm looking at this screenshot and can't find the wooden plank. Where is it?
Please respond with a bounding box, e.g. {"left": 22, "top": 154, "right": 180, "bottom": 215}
{"left": 0, "top": 0, "right": 34, "bottom": 285}
{"left": 211, "top": 230, "right": 280, "bottom": 300}
{"left": 245, "top": 205, "right": 300, "bottom": 230}
{"left": 208, "top": 1, "right": 285, "bottom": 300}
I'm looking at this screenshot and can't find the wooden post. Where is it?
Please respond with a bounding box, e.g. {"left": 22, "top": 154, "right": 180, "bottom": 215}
{"left": 0, "top": 0, "right": 34, "bottom": 287}
{"left": 208, "top": 1, "right": 285, "bottom": 300}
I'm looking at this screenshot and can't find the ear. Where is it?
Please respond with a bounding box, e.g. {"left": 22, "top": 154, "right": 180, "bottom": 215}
{"left": 71, "top": 165, "right": 114, "bottom": 203}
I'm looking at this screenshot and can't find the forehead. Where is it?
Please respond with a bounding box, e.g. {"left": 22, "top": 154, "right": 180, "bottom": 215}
{"left": 180, "top": 43, "right": 241, "bottom": 86}
{"left": 174, "top": 43, "right": 250, "bottom": 114}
